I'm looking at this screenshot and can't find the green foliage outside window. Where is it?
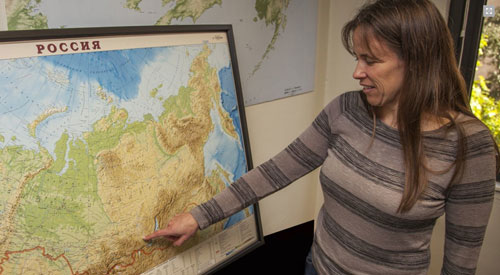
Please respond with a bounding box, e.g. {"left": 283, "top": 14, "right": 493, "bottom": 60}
{"left": 470, "top": 8, "right": 500, "bottom": 148}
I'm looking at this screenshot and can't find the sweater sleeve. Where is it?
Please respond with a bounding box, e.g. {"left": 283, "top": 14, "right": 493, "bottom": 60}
{"left": 441, "top": 126, "right": 497, "bottom": 275}
{"left": 190, "top": 97, "right": 341, "bottom": 229}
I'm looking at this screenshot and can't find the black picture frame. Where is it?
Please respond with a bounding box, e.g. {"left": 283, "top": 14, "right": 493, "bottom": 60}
{"left": 0, "top": 24, "right": 263, "bottom": 274}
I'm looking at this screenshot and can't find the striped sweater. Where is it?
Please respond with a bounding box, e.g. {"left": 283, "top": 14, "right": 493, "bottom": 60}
{"left": 190, "top": 91, "right": 497, "bottom": 274}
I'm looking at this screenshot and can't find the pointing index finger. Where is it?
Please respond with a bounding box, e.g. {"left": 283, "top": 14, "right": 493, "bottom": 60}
{"left": 143, "top": 228, "right": 170, "bottom": 241}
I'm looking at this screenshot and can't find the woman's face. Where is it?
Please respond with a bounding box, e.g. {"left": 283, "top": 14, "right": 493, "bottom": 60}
{"left": 352, "top": 28, "right": 405, "bottom": 113}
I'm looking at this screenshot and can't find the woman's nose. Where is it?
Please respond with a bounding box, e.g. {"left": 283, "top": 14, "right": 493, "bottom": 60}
{"left": 352, "top": 62, "right": 366, "bottom": 79}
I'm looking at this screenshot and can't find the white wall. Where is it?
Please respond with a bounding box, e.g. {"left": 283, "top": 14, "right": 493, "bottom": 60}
{"left": 242, "top": 0, "right": 329, "bottom": 236}
{"left": 244, "top": 91, "right": 322, "bottom": 236}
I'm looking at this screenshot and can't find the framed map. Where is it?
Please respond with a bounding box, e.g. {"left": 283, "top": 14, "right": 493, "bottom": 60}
{"left": 0, "top": 25, "right": 263, "bottom": 274}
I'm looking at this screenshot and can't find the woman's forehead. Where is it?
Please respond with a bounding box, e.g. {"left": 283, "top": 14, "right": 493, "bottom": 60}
{"left": 353, "top": 28, "right": 383, "bottom": 54}
{"left": 353, "top": 27, "right": 397, "bottom": 58}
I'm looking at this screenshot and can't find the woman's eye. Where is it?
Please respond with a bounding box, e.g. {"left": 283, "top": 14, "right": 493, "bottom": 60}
{"left": 354, "top": 56, "right": 376, "bottom": 65}
{"left": 365, "top": 59, "right": 375, "bottom": 65}
{"left": 354, "top": 55, "right": 377, "bottom": 65}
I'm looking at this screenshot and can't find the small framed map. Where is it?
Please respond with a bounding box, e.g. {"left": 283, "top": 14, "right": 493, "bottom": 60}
{"left": 0, "top": 25, "right": 263, "bottom": 274}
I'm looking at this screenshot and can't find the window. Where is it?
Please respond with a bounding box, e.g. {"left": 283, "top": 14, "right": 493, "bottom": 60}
{"left": 449, "top": 0, "right": 500, "bottom": 184}
{"left": 471, "top": 1, "right": 500, "bottom": 157}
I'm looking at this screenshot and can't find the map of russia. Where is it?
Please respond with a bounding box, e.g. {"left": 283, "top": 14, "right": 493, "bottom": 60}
{"left": 0, "top": 30, "right": 252, "bottom": 274}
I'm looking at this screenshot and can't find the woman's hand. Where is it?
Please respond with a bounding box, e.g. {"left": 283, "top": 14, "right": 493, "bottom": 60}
{"left": 143, "top": 213, "right": 199, "bottom": 247}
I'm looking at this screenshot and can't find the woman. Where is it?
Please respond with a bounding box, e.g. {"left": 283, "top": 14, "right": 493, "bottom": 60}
{"left": 144, "top": 0, "right": 499, "bottom": 274}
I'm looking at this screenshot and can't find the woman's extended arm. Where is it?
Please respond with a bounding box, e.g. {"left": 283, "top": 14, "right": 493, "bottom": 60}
{"left": 143, "top": 97, "right": 341, "bottom": 244}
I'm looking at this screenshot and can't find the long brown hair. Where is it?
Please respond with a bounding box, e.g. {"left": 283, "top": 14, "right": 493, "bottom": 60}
{"left": 341, "top": 0, "right": 499, "bottom": 212}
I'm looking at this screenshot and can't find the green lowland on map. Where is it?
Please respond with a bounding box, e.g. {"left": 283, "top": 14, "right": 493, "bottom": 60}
{"left": 0, "top": 40, "right": 252, "bottom": 274}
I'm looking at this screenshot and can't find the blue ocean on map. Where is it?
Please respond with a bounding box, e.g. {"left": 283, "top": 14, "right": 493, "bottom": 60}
{"left": 219, "top": 65, "right": 247, "bottom": 179}
{"left": 42, "top": 48, "right": 163, "bottom": 100}
{"left": 215, "top": 65, "right": 254, "bottom": 228}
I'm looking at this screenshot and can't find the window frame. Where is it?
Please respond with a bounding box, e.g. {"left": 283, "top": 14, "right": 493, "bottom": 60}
{"left": 448, "top": 0, "right": 487, "bottom": 95}
{"left": 448, "top": 0, "right": 500, "bottom": 182}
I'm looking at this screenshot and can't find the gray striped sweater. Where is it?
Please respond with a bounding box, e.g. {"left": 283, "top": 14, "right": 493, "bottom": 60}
{"left": 190, "top": 91, "right": 497, "bottom": 274}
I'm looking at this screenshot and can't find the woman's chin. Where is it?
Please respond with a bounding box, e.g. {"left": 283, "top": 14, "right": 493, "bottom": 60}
{"left": 365, "top": 95, "right": 382, "bottom": 107}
